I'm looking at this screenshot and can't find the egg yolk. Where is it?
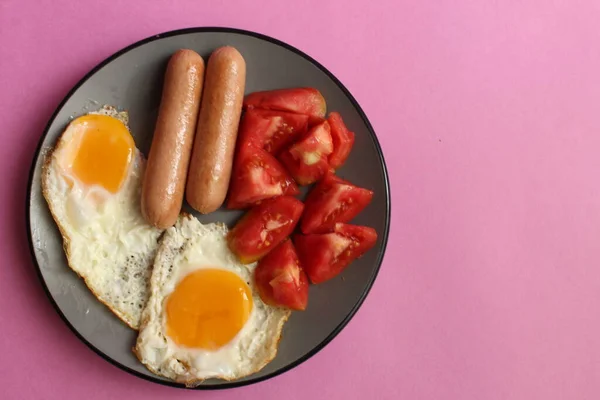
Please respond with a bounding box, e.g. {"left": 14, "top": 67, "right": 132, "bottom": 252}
{"left": 166, "top": 269, "right": 253, "bottom": 350}
{"left": 63, "top": 114, "right": 134, "bottom": 193}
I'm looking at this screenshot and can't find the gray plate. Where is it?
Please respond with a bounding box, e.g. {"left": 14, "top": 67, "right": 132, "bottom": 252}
{"left": 26, "top": 27, "right": 390, "bottom": 389}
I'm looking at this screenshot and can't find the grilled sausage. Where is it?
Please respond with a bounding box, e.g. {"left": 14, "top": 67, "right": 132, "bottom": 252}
{"left": 186, "top": 46, "right": 246, "bottom": 214}
{"left": 141, "top": 49, "right": 205, "bottom": 228}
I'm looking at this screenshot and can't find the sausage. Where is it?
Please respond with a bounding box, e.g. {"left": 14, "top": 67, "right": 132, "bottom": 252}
{"left": 186, "top": 46, "right": 246, "bottom": 214}
{"left": 141, "top": 49, "right": 205, "bottom": 229}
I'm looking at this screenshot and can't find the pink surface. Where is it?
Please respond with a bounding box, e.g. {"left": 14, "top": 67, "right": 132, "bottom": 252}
{"left": 1, "top": 0, "right": 600, "bottom": 399}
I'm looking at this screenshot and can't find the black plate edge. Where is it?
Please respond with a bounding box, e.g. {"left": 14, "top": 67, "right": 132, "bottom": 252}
{"left": 25, "top": 26, "right": 392, "bottom": 390}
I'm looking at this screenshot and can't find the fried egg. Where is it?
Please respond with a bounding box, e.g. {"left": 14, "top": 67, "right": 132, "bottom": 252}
{"left": 42, "top": 106, "right": 162, "bottom": 329}
{"left": 135, "top": 214, "right": 290, "bottom": 385}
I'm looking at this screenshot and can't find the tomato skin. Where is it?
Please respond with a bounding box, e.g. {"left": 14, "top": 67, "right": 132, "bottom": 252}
{"left": 227, "top": 146, "right": 299, "bottom": 209}
{"left": 277, "top": 121, "right": 333, "bottom": 186}
{"left": 228, "top": 196, "right": 304, "bottom": 264}
{"left": 244, "top": 88, "right": 327, "bottom": 120}
{"left": 254, "top": 239, "right": 309, "bottom": 310}
{"left": 237, "top": 109, "right": 272, "bottom": 150}
{"left": 327, "top": 112, "right": 355, "bottom": 170}
{"left": 294, "top": 223, "right": 378, "bottom": 284}
{"left": 301, "top": 172, "right": 373, "bottom": 234}
{"left": 307, "top": 116, "right": 326, "bottom": 128}
{"left": 251, "top": 109, "right": 309, "bottom": 154}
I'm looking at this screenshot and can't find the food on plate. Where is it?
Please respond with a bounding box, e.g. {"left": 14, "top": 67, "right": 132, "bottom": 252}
{"left": 237, "top": 109, "right": 309, "bottom": 155}
{"left": 278, "top": 120, "right": 333, "bottom": 185}
{"left": 42, "top": 106, "right": 162, "bottom": 329}
{"left": 226, "top": 107, "right": 306, "bottom": 209}
{"left": 243, "top": 87, "right": 326, "bottom": 123}
{"left": 134, "top": 215, "right": 290, "bottom": 385}
{"left": 294, "top": 223, "right": 378, "bottom": 284}
{"left": 41, "top": 74, "right": 379, "bottom": 384}
{"left": 228, "top": 87, "right": 378, "bottom": 289}
{"left": 254, "top": 239, "right": 309, "bottom": 311}
{"left": 142, "top": 49, "right": 205, "bottom": 229}
{"left": 226, "top": 146, "right": 299, "bottom": 209}
{"left": 228, "top": 196, "right": 304, "bottom": 264}
{"left": 301, "top": 172, "right": 373, "bottom": 234}
{"left": 327, "top": 112, "right": 355, "bottom": 170}
{"left": 186, "top": 46, "right": 246, "bottom": 214}
{"left": 236, "top": 109, "right": 271, "bottom": 150}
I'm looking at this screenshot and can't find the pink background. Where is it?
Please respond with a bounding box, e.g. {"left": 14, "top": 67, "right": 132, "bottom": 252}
{"left": 1, "top": 0, "right": 600, "bottom": 399}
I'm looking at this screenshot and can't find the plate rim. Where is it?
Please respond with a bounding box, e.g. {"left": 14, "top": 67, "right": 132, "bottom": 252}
{"left": 26, "top": 26, "right": 391, "bottom": 390}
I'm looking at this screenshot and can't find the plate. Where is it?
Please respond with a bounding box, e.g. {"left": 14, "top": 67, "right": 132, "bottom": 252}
{"left": 27, "top": 27, "right": 390, "bottom": 389}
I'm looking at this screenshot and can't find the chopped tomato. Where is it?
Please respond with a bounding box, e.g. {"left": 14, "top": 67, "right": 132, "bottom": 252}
{"left": 294, "top": 223, "right": 378, "bottom": 284}
{"left": 289, "top": 120, "right": 333, "bottom": 157}
{"left": 253, "top": 109, "right": 309, "bottom": 154}
{"left": 238, "top": 110, "right": 309, "bottom": 155}
{"left": 237, "top": 109, "right": 273, "bottom": 149}
{"left": 244, "top": 88, "right": 327, "bottom": 121}
{"left": 308, "top": 116, "right": 326, "bottom": 128}
{"left": 278, "top": 151, "right": 329, "bottom": 187}
{"left": 301, "top": 172, "right": 373, "bottom": 234}
{"left": 227, "top": 146, "right": 299, "bottom": 209}
{"left": 278, "top": 121, "right": 333, "bottom": 185}
{"left": 228, "top": 196, "right": 304, "bottom": 264}
{"left": 254, "top": 239, "right": 309, "bottom": 310}
{"left": 327, "top": 112, "right": 355, "bottom": 169}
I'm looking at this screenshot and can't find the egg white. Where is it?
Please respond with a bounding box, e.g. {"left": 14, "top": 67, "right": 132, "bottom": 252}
{"left": 41, "top": 106, "right": 162, "bottom": 329}
{"left": 135, "top": 214, "right": 290, "bottom": 385}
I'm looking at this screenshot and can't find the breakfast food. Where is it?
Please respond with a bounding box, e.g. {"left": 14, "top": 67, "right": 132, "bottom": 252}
{"left": 327, "top": 112, "right": 355, "bottom": 169}
{"left": 278, "top": 120, "right": 334, "bottom": 185}
{"left": 134, "top": 215, "right": 290, "bottom": 385}
{"left": 186, "top": 46, "right": 246, "bottom": 214}
{"left": 254, "top": 239, "right": 309, "bottom": 311}
{"left": 226, "top": 146, "right": 299, "bottom": 209}
{"left": 42, "top": 106, "right": 162, "bottom": 329}
{"left": 237, "top": 109, "right": 309, "bottom": 154}
{"left": 243, "top": 87, "right": 327, "bottom": 124}
{"left": 301, "top": 172, "right": 374, "bottom": 234}
{"left": 295, "top": 223, "right": 378, "bottom": 284}
{"left": 227, "top": 196, "right": 304, "bottom": 264}
{"left": 227, "top": 86, "right": 377, "bottom": 300}
{"left": 142, "top": 49, "right": 205, "bottom": 229}
{"left": 41, "top": 45, "right": 380, "bottom": 383}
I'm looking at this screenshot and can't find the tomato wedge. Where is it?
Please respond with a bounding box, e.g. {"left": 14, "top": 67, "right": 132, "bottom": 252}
{"left": 294, "top": 223, "right": 378, "bottom": 284}
{"left": 227, "top": 146, "right": 299, "bottom": 209}
{"left": 244, "top": 88, "right": 327, "bottom": 122}
{"left": 237, "top": 110, "right": 309, "bottom": 155}
{"left": 278, "top": 121, "right": 333, "bottom": 185}
{"left": 301, "top": 172, "right": 373, "bottom": 234}
{"left": 228, "top": 196, "right": 304, "bottom": 264}
{"left": 255, "top": 109, "right": 309, "bottom": 154}
{"left": 254, "top": 239, "right": 309, "bottom": 310}
{"left": 237, "top": 109, "right": 273, "bottom": 149}
{"left": 327, "top": 112, "right": 355, "bottom": 170}
{"left": 278, "top": 151, "right": 329, "bottom": 187}
{"left": 288, "top": 120, "right": 333, "bottom": 157}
